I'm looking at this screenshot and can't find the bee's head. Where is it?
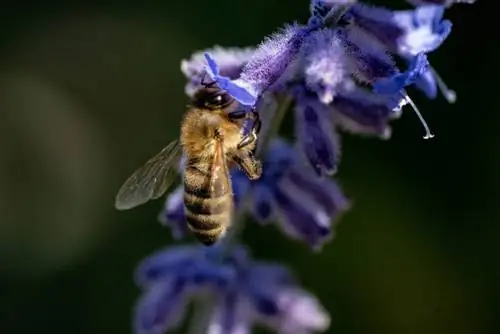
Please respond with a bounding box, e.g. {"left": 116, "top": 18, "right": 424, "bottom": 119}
{"left": 192, "top": 81, "right": 235, "bottom": 111}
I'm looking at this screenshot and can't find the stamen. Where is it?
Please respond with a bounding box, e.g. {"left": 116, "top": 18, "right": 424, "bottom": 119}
{"left": 429, "top": 66, "right": 456, "bottom": 103}
{"left": 403, "top": 90, "right": 435, "bottom": 140}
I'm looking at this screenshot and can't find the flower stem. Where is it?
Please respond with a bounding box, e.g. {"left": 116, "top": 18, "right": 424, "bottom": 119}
{"left": 256, "top": 94, "right": 294, "bottom": 157}
{"left": 188, "top": 296, "right": 214, "bottom": 334}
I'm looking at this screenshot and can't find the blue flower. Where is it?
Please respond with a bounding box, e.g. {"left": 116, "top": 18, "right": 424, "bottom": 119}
{"left": 134, "top": 244, "right": 330, "bottom": 334}
{"left": 204, "top": 24, "right": 314, "bottom": 106}
{"left": 347, "top": 4, "right": 452, "bottom": 58}
{"left": 330, "top": 79, "right": 402, "bottom": 139}
{"left": 302, "top": 28, "right": 347, "bottom": 104}
{"left": 292, "top": 85, "right": 340, "bottom": 176}
{"left": 234, "top": 139, "right": 350, "bottom": 249}
{"left": 160, "top": 139, "right": 350, "bottom": 249}
{"left": 345, "top": 3, "right": 458, "bottom": 102}
{"left": 181, "top": 46, "right": 254, "bottom": 97}
{"left": 372, "top": 52, "right": 429, "bottom": 96}
{"left": 406, "top": 0, "right": 476, "bottom": 7}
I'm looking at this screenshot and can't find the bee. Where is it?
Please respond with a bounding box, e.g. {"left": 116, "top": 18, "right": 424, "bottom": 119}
{"left": 115, "top": 81, "right": 262, "bottom": 246}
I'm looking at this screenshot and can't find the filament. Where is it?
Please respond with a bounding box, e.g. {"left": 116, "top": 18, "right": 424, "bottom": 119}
{"left": 430, "top": 66, "right": 456, "bottom": 104}
{"left": 403, "top": 91, "right": 435, "bottom": 140}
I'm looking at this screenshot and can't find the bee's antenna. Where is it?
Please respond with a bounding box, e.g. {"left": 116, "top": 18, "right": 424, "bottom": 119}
{"left": 201, "top": 73, "right": 217, "bottom": 88}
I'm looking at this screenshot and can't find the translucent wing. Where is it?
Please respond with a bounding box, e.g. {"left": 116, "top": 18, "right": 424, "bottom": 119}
{"left": 209, "top": 139, "right": 233, "bottom": 214}
{"left": 115, "top": 140, "right": 182, "bottom": 210}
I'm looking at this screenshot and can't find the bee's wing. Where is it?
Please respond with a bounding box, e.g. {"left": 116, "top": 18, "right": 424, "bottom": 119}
{"left": 210, "top": 139, "right": 233, "bottom": 210}
{"left": 115, "top": 140, "right": 183, "bottom": 210}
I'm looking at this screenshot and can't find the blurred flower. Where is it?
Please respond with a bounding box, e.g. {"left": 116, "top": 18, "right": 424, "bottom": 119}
{"left": 406, "top": 0, "right": 476, "bottom": 7}
{"left": 160, "top": 139, "right": 349, "bottom": 249}
{"left": 134, "top": 244, "right": 330, "bottom": 334}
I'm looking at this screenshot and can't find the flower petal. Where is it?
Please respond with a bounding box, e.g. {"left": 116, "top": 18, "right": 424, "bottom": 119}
{"left": 250, "top": 184, "right": 275, "bottom": 223}
{"left": 236, "top": 24, "right": 312, "bottom": 101}
{"left": 336, "top": 25, "right": 397, "bottom": 83}
{"left": 331, "top": 81, "right": 396, "bottom": 138}
{"left": 303, "top": 29, "right": 347, "bottom": 104}
{"left": 181, "top": 46, "right": 254, "bottom": 97}
{"left": 415, "top": 67, "right": 438, "bottom": 99}
{"left": 133, "top": 278, "right": 189, "bottom": 334}
{"left": 270, "top": 181, "right": 332, "bottom": 248}
{"left": 287, "top": 168, "right": 350, "bottom": 218}
{"left": 208, "top": 292, "right": 251, "bottom": 334}
{"left": 349, "top": 4, "right": 452, "bottom": 58}
{"left": 393, "top": 5, "right": 452, "bottom": 57}
{"left": 295, "top": 99, "right": 339, "bottom": 176}
{"left": 158, "top": 186, "right": 188, "bottom": 240}
{"left": 273, "top": 289, "right": 330, "bottom": 334}
{"left": 406, "top": 0, "right": 476, "bottom": 7}
{"left": 204, "top": 53, "right": 257, "bottom": 106}
{"left": 373, "top": 52, "right": 429, "bottom": 95}
{"left": 245, "top": 263, "right": 294, "bottom": 317}
{"left": 134, "top": 245, "right": 199, "bottom": 287}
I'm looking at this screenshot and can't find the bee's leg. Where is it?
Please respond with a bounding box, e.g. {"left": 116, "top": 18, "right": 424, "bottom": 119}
{"left": 227, "top": 110, "right": 247, "bottom": 120}
{"left": 231, "top": 150, "right": 262, "bottom": 180}
{"left": 237, "top": 110, "right": 261, "bottom": 150}
{"left": 237, "top": 131, "right": 258, "bottom": 150}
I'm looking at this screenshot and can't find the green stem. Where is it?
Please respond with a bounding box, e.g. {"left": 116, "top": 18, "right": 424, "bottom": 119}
{"left": 256, "top": 94, "right": 294, "bottom": 157}
{"left": 187, "top": 295, "right": 214, "bottom": 334}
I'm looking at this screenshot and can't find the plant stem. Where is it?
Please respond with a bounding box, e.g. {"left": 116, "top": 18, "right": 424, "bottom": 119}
{"left": 188, "top": 296, "right": 214, "bottom": 334}
{"left": 256, "top": 94, "right": 294, "bottom": 157}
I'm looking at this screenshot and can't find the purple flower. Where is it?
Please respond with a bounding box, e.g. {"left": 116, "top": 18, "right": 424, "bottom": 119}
{"left": 159, "top": 139, "right": 350, "bottom": 249}
{"left": 372, "top": 52, "right": 429, "bottom": 96}
{"left": 347, "top": 4, "right": 452, "bottom": 58}
{"left": 302, "top": 28, "right": 347, "bottom": 104}
{"left": 234, "top": 139, "right": 350, "bottom": 249}
{"left": 181, "top": 46, "right": 255, "bottom": 97}
{"left": 133, "top": 245, "right": 236, "bottom": 334}
{"left": 406, "top": 0, "right": 476, "bottom": 7}
{"left": 205, "top": 24, "right": 314, "bottom": 106}
{"left": 134, "top": 245, "right": 330, "bottom": 334}
{"left": 292, "top": 85, "right": 340, "bottom": 176}
{"left": 330, "top": 80, "right": 401, "bottom": 139}
{"left": 158, "top": 186, "right": 188, "bottom": 240}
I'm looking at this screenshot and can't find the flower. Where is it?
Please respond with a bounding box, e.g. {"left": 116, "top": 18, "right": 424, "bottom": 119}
{"left": 347, "top": 4, "right": 452, "bottom": 58}
{"left": 181, "top": 46, "right": 255, "bottom": 97}
{"left": 204, "top": 23, "right": 314, "bottom": 106}
{"left": 345, "top": 3, "right": 457, "bottom": 102}
{"left": 292, "top": 85, "right": 341, "bottom": 175}
{"left": 134, "top": 244, "right": 330, "bottom": 334}
{"left": 302, "top": 28, "right": 347, "bottom": 104}
{"left": 406, "top": 0, "right": 476, "bottom": 7}
{"left": 160, "top": 139, "right": 350, "bottom": 249}
{"left": 330, "top": 79, "right": 402, "bottom": 139}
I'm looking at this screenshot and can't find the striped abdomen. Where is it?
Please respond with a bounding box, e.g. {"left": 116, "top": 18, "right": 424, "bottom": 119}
{"left": 183, "top": 158, "right": 233, "bottom": 245}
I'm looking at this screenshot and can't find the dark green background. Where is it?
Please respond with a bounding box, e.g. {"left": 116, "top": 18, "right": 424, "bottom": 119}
{"left": 0, "top": 1, "right": 495, "bottom": 333}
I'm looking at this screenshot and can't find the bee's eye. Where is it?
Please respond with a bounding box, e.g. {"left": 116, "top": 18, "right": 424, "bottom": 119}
{"left": 205, "top": 93, "right": 230, "bottom": 108}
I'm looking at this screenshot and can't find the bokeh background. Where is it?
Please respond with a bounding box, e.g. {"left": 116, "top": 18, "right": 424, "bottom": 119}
{"left": 0, "top": 1, "right": 494, "bottom": 333}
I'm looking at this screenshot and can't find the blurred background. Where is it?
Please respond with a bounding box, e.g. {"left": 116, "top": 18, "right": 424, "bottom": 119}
{"left": 0, "top": 1, "right": 494, "bottom": 333}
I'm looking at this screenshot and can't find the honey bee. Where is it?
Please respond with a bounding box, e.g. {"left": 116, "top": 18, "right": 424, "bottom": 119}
{"left": 115, "top": 81, "right": 262, "bottom": 246}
